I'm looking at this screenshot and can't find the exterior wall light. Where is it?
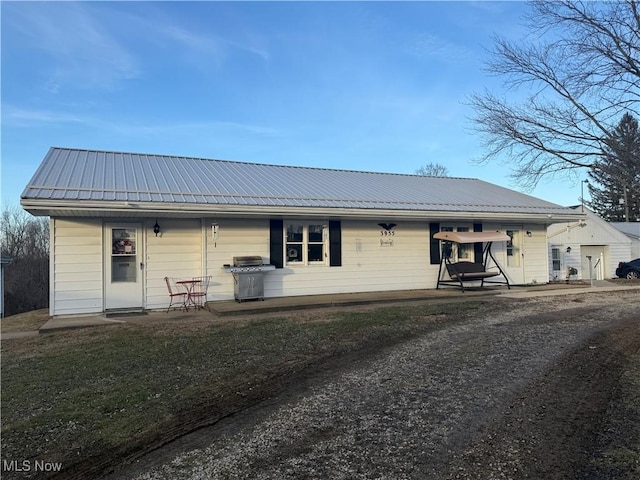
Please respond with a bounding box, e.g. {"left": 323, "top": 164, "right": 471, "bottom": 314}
{"left": 566, "top": 246, "right": 571, "bottom": 253}
{"left": 153, "top": 220, "right": 161, "bottom": 237}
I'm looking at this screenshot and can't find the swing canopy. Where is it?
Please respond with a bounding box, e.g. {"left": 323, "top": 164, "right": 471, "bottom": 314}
{"left": 433, "top": 231, "right": 511, "bottom": 244}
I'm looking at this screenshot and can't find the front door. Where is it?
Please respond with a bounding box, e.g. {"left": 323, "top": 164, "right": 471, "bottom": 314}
{"left": 105, "top": 224, "right": 144, "bottom": 310}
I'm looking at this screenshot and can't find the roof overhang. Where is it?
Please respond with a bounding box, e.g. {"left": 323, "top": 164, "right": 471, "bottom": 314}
{"left": 21, "top": 198, "right": 585, "bottom": 224}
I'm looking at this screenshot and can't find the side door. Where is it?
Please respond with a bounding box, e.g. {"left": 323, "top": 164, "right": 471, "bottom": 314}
{"left": 551, "top": 246, "right": 562, "bottom": 281}
{"left": 500, "top": 226, "right": 525, "bottom": 285}
{"left": 105, "top": 223, "right": 144, "bottom": 310}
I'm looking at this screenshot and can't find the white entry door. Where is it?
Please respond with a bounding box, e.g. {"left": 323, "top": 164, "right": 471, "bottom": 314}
{"left": 105, "top": 224, "right": 144, "bottom": 310}
{"left": 500, "top": 226, "right": 525, "bottom": 285}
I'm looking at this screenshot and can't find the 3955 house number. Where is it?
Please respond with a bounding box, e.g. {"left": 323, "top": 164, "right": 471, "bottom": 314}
{"left": 377, "top": 223, "right": 397, "bottom": 236}
{"left": 377, "top": 223, "right": 397, "bottom": 247}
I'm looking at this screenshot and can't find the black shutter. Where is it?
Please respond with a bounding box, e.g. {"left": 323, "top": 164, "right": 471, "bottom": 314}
{"left": 473, "top": 223, "right": 483, "bottom": 263}
{"left": 329, "top": 220, "right": 342, "bottom": 267}
{"left": 269, "top": 219, "right": 283, "bottom": 268}
{"left": 429, "top": 223, "right": 440, "bottom": 265}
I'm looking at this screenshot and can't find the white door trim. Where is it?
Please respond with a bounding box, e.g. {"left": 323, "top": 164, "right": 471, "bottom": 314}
{"left": 104, "top": 223, "right": 144, "bottom": 310}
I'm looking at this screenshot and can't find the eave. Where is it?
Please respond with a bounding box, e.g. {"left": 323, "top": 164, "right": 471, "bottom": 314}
{"left": 21, "top": 198, "right": 585, "bottom": 224}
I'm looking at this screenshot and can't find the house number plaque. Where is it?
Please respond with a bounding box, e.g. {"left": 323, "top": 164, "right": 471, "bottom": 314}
{"left": 378, "top": 223, "right": 396, "bottom": 247}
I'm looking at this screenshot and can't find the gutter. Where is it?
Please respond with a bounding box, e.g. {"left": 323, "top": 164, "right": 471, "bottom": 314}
{"left": 21, "top": 198, "right": 584, "bottom": 223}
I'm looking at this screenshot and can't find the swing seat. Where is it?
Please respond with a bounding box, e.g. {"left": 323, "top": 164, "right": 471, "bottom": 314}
{"left": 446, "top": 261, "right": 500, "bottom": 281}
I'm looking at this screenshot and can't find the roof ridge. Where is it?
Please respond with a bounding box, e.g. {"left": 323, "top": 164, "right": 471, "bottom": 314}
{"left": 48, "top": 146, "right": 476, "bottom": 181}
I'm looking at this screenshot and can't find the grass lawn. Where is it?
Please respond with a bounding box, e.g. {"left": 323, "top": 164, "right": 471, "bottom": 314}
{"left": 1, "top": 300, "right": 493, "bottom": 479}
{"left": 1, "top": 309, "right": 50, "bottom": 333}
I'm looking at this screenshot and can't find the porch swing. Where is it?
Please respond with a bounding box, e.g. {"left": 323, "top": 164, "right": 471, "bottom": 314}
{"left": 434, "top": 231, "right": 511, "bottom": 292}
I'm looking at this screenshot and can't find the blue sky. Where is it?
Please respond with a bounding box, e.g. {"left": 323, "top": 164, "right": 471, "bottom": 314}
{"left": 1, "top": 1, "right": 589, "bottom": 208}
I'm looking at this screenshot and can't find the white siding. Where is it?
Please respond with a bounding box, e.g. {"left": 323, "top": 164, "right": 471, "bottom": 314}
{"left": 49, "top": 216, "right": 555, "bottom": 313}
{"left": 145, "top": 218, "right": 203, "bottom": 310}
{"left": 605, "top": 243, "right": 630, "bottom": 278}
{"left": 276, "top": 220, "right": 435, "bottom": 297}
{"left": 52, "top": 218, "right": 103, "bottom": 316}
{"left": 206, "top": 219, "right": 440, "bottom": 301}
{"left": 485, "top": 223, "right": 549, "bottom": 285}
{"left": 204, "top": 219, "right": 554, "bottom": 301}
{"left": 548, "top": 209, "right": 631, "bottom": 280}
{"left": 205, "top": 219, "right": 270, "bottom": 301}
{"left": 521, "top": 224, "right": 549, "bottom": 284}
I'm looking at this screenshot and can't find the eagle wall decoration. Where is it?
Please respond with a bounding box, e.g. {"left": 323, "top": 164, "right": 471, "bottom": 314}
{"left": 378, "top": 223, "right": 397, "bottom": 236}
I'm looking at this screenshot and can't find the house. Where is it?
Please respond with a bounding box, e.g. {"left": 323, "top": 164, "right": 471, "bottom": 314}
{"left": 610, "top": 222, "right": 640, "bottom": 259}
{"left": 21, "top": 147, "right": 583, "bottom": 317}
{"left": 547, "top": 207, "right": 632, "bottom": 281}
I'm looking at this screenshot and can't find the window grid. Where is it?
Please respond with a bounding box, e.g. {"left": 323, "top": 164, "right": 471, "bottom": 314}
{"left": 286, "top": 223, "right": 326, "bottom": 265}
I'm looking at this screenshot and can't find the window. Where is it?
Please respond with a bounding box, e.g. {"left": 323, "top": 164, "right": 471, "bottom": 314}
{"left": 111, "top": 228, "right": 137, "bottom": 282}
{"left": 456, "top": 227, "right": 471, "bottom": 260}
{"left": 506, "top": 229, "right": 521, "bottom": 267}
{"left": 440, "top": 225, "right": 472, "bottom": 262}
{"left": 552, "top": 248, "right": 561, "bottom": 271}
{"left": 286, "top": 223, "right": 326, "bottom": 265}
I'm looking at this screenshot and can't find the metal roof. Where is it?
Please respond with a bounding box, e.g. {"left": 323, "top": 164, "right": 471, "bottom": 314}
{"left": 611, "top": 222, "right": 640, "bottom": 239}
{"left": 21, "top": 147, "right": 582, "bottom": 219}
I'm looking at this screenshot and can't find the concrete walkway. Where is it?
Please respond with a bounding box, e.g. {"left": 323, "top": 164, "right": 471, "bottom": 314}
{"left": 1, "top": 281, "right": 637, "bottom": 340}
{"left": 39, "top": 315, "right": 127, "bottom": 334}
{"left": 499, "top": 284, "right": 640, "bottom": 299}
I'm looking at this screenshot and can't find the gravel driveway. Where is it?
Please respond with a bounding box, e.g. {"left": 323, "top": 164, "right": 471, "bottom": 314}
{"left": 133, "top": 291, "right": 640, "bottom": 480}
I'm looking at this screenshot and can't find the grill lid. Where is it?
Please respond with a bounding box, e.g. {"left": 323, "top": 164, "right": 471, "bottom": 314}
{"left": 233, "top": 256, "right": 264, "bottom": 267}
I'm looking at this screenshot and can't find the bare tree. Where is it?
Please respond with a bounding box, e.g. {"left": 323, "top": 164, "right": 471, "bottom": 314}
{"left": 469, "top": 0, "right": 640, "bottom": 190}
{"left": 415, "top": 162, "right": 449, "bottom": 177}
{"left": 1, "top": 205, "right": 50, "bottom": 316}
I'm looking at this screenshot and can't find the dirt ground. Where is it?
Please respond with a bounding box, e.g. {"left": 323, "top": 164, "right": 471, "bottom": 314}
{"left": 102, "top": 290, "right": 639, "bottom": 480}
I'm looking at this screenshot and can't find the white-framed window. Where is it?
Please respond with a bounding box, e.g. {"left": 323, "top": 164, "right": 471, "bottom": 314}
{"left": 456, "top": 226, "right": 471, "bottom": 260}
{"left": 551, "top": 247, "right": 561, "bottom": 271}
{"left": 440, "top": 225, "right": 472, "bottom": 261}
{"left": 286, "top": 223, "right": 326, "bottom": 265}
{"left": 506, "top": 229, "right": 521, "bottom": 267}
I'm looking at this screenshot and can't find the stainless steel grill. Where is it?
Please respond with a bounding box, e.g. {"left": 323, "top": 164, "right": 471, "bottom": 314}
{"left": 223, "top": 256, "right": 275, "bottom": 302}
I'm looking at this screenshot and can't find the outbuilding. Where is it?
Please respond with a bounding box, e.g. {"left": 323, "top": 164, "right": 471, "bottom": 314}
{"left": 547, "top": 206, "right": 632, "bottom": 281}
{"left": 610, "top": 222, "right": 640, "bottom": 259}
{"left": 21, "top": 147, "right": 583, "bottom": 317}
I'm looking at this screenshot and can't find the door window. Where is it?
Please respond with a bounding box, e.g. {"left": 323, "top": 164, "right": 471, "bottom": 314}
{"left": 506, "top": 229, "right": 521, "bottom": 267}
{"left": 111, "top": 228, "right": 137, "bottom": 282}
{"left": 552, "top": 248, "right": 561, "bottom": 271}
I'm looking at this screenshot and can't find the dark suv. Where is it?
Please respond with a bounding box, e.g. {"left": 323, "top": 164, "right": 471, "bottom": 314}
{"left": 615, "top": 258, "right": 640, "bottom": 279}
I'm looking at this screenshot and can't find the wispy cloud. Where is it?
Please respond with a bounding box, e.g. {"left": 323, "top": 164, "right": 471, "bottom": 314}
{"left": 153, "top": 21, "right": 270, "bottom": 66}
{"left": 409, "top": 32, "right": 475, "bottom": 64}
{"left": 4, "top": 2, "right": 272, "bottom": 93}
{"left": 158, "top": 25, "right": 227, "bottom": 66}
{"left": 108, "top": 120, "right": 280, "bottom": 138}
{"left": 2, "top": 106, "right": 87, "bottom": 127}
{"left": 3, "top": 105, "right": 280, "bottom": 139}
{"left": 4, "top": 2, "right": 139, "bottom": 90}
